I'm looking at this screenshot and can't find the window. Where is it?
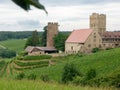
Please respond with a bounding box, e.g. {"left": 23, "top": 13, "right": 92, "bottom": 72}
{"left": 94, "top": 36, "right": 96, "bottom": 38}
{"left": 88, "top": 44, "right": 91, "bottom": 47}
{"left": 71, "top": 46, "right": 73, "bottom": 50}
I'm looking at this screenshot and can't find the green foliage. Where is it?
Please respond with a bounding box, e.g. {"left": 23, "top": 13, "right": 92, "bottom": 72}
{"left": 23, "top": 55, "right": 52, "bottom": 60}
{"left": 12, "top": 0, "right": 47, "bottom": 13}
{"left": 41, "top": 26, "right": 47, "bottom": 46}
{"left": 25, "top": 30, "right": 40, "bottom": 48}
{"left": 15, "top": 72, "right": 25, "bottom": 80}
{"left": 92, "top": 48, "right": 100, "bottom": 53}
{"left": 72, "top": 76, "right": 85, "bottom": 85}
{"left": 14, "top": 60, "right": 49, "bottom": 66}
{"left": 54, "top": 33, "right": 69, "bottom": 51}
{"left": 0, "top": 31, "right": 33, "bottom": 41}
{"left": 0, "top": 61, "right": 6, "bottom": 70}
{"left": 40, "top": 74, "right": 50, "bottom": 82}
{"left": 27, "top": 73, "right": 36, "bottom": 80}
{"left": 109, "top": 73, "right": 120, "bottom": 88}
{"left": 0, "top": 49, "right": 16, "bottom": 58}
{"left": 61, "top": 63, "right": 81, "bottom": 83}
{"left": 0, "top": 79, "right": 111, "bottom": 90}
{"left": 85, "top": 69, "right": 96, "bottom": 80}
{"left": 19, "top": 51, "right": 28, "bottom": 56}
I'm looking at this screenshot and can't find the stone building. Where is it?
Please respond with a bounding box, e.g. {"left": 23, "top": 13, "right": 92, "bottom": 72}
{"left": 25, "top": 46, "right": 57, "bottom": 55}
{"left": 47, "top": 22, "right": 59, "bottom": 47}
{"left": 65, "top": 13, "right": 120, "bottom": 54}
{"left": 100, "top": 32, "right": 120, "bottom": 49}
{"left": 65, "top": 29, "right": 102, "bottom": 54}
{"left": 25, "top": 22, "right": 59, "bottom": 56}
{"left": 90, "top": 13, "right": 106, "bottom": 33}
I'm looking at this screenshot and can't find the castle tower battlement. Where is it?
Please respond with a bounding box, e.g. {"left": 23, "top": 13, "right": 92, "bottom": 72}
{"left": 47, "top": 22, "right": 59, "bottom": 47}
{"left": 90, "top": 13, "right": 106, "bottom": 33}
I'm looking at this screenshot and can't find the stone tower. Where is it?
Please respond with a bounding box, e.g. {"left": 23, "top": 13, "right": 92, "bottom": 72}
{"left": 47, "top": 22, "right": 59, "bottom": 47}
{"left": 90, "top": 13, "right": 106, "bottom": 33}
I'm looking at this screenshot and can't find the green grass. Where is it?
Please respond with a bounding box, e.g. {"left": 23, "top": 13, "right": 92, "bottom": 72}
{"left": 0, "top": 79, "right": 113, "bottom": 90}
{"left": 23, "top": 48, "right": 120, "bottom": 81}
{"left": 23, "top": 55, "right": 52, "bottom": 60}
{"left": 0, "top": 39, "right": 26, "bottom": 53}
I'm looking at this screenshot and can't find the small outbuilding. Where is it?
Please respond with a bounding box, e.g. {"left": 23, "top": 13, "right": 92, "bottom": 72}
{"left": 25, "top": 46, "right": 57, "bottom": 55}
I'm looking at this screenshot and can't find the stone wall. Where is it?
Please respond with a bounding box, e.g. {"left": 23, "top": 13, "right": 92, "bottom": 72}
{"left": 47, "top": 22, "right": 58, "bottom": 47}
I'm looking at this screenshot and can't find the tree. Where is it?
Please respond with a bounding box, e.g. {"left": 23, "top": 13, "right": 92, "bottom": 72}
{"left": 0, "top": 49, "right": 16, "bottom": 58}
{"left": 12, "top": 0, "right": 47, "bottom": 13}
{"left": 41, "top": 26, "right": 47, "bottom": 46}
{"left": 25, "top": 30, "right": 40, "bottom": 48}
{"left": 54, "top": 33, "right": 69, "bottom": 51}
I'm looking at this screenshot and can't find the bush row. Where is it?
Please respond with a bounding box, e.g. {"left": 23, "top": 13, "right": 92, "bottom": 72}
{"left": 0, "top": 49, "right": 16, "bottom": 58}
{"left": 14, "top": 60, "right": 49, "bottom": 66}
{"left": 13, "top": 64, "right": 48, "bottom": 71}
{"left": 23, "top": 55, "right": 52, "bottom": 60}
{"left": 61, "top": 63, "right": 120, "bottom": 88}
{"left": 15, "top": 72, "right": 49, "bottom": 82}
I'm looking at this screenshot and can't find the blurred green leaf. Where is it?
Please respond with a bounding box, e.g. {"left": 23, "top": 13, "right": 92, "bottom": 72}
{"left": 12, "top": 0, "right": 47, "bottom": 14}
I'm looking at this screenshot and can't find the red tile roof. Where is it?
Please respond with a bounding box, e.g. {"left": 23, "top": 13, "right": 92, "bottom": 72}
{"left": 66, "top": 29, "right": 93, "bottom": 43}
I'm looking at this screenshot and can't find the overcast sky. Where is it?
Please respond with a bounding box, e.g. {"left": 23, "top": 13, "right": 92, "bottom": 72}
{"left": 0, "top": 0, "right": 120, "bottom": 31}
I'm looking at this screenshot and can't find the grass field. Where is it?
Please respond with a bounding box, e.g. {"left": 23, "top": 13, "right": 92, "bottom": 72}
{"left": 0, "top": 43, "right": 120, "bottom": 89}
{"left": 23, "top": 48, "right": 120, "bottom": 81}
{"left": 0, "top": 79, "right": 113, "bottom": 90}
{"left": 0, "top": 39, "right": 26, "bottom": 53}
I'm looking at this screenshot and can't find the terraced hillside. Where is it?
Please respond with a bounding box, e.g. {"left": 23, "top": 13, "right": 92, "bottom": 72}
{"left": 0, "top": 55, "right": 53, "bottom": 77}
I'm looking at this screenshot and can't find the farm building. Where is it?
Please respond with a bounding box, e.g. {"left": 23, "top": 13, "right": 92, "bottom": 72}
{"left": 25, "top": 46, "right": 57, "bottom": 55}
{"left": 65, "top": 29, "right": 102, "bottom": 54}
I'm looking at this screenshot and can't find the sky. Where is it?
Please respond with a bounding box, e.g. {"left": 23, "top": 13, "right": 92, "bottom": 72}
{"left": 0, "top": 0, "right": 120, "bottom": 31}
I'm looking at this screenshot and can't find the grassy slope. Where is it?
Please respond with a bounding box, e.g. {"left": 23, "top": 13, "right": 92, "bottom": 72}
{"left": 23, "top": 48, "right": 120, "bottom": 81}
{"left": 0, "top": 39, "right": 26, "bottom": 53}
{"left": 0, "top": 79, "right": 112, "bottom": 90}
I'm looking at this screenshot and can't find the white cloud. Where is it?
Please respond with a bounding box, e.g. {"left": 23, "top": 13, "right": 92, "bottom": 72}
{"left": 0, "top": 1, "right": 120, "bottom": 31}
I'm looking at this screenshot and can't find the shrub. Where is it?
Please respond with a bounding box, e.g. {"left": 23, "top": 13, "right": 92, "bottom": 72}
{"left": 92, "top": 48, "right": 100, "bottom": 53}
{"left": 72, "top": 76, "right": 86, "bottom": 86}
{"left": 110, "top": 74, "right": 120, "bottom": 88}
{"left": 15, "top": 72, "right": 25, "bottom": 80}
{"left": 19, "top": 51, "right": 28, "bottom": 56}
{"left": 40, "top": 74, "right": 50, "bottom": 82}
{"left": 61, "top": 63, "right": 81, "bottom": 83}
{"left": 0, "top": 49, "right": 16, "bottom": 58}
{"left": 85, "top": 69, "right": 96, "bottom": 80}
{"left": 27, "top": 73, "right": 36, "bottom": 80}
{"left": 106, "top": 47, "right": 113, "bottom": 50}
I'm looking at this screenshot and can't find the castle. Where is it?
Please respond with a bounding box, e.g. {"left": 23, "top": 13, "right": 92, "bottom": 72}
{"left": 65, "top": 13, "right": 120, "bottom": 54}
{"left": 47, "top": 22, "right": 59, "bottom": 47}
{"left": 25, "top": 22, "right": 59, "bottom": 55}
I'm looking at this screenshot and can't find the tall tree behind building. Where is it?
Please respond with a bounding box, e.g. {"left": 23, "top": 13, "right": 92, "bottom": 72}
{"left": 54, "top": 32, "right": 69, "bottom": 51}
{"left": 41, "top": 26, "right": 47, "bottom": 46}
{"left": 25, "top": 30, "right": 40, "bottom": 48}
